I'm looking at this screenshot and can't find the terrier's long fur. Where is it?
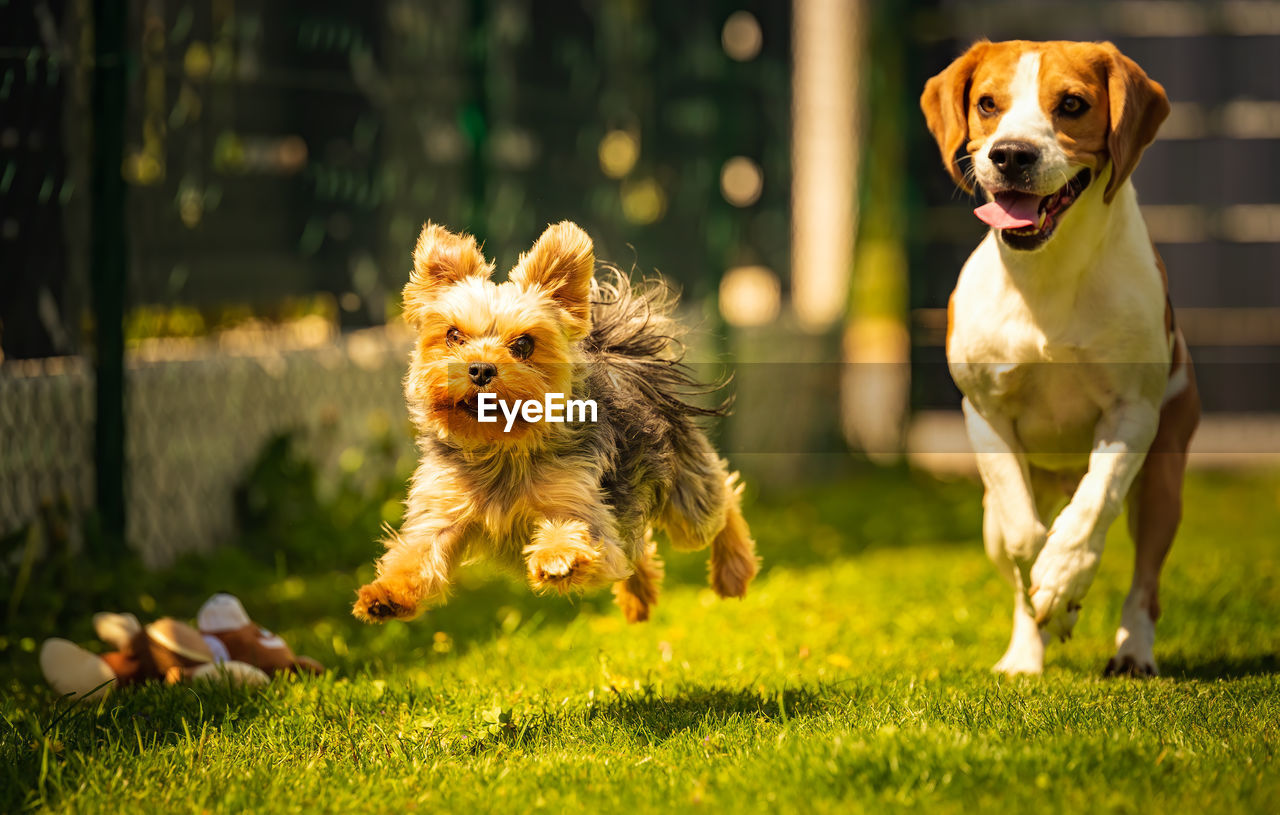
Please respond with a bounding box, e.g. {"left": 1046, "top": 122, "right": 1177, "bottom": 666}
{"left": 353, "top": 221, "right": 758, "bottom": 624}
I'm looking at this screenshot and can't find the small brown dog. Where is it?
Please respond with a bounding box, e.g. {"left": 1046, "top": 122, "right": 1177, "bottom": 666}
{"left": 353, "top": 221, "right": 758, "bottom": 624}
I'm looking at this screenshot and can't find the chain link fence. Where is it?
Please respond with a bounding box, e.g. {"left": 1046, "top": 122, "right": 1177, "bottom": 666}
{"left": 1, "top": 326, "right": 414, "bottom": 567}
{"left": 0, "top": 357, "right": 95, "bottom": 550}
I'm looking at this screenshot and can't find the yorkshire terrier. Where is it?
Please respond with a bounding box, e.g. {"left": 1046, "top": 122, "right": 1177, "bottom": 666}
{"left": 352, "top": 221, "right": 758, "bottom": 624}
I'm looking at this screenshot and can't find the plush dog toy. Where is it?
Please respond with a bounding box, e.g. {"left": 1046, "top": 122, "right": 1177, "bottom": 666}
{"left": 38, "top": 593, "right": 323, "bottom": 699}
{"left": 39, "top": 612, "right": 268, "bottom": 699}
{"left": 196, "top": 593, "right": 324, "bottom": 676}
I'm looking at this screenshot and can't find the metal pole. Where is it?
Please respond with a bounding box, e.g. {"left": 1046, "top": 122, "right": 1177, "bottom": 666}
{"left": 464, "top": 0, "right": 488, "bottom": 246}
{"left": 90, "top": 0, "right": 128, "bottom": 553}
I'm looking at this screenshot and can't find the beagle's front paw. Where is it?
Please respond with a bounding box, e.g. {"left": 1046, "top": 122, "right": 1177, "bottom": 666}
{"left": 1028, "top": 542, "right": 1097, "bottom": 640}
{"left": 1105, "top": 597, "right": 1159, "bottom": 678}
{"left": 993, "top": 647, "right": 1045, "bottom": 677}
{"left": 1028, "top": 508, "right": 1101, "bottom": 639}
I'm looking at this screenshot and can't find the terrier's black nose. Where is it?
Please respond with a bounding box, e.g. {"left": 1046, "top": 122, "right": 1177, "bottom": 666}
{"left": 989, "top": 140, "right": 1039, "bottom": 178}
{"left": 468, "top": 362, "right": 497, "bottom": 386}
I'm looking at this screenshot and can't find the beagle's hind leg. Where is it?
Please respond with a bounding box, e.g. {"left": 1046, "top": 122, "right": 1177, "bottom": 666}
{"left": 1109, "top": 359, "right": 1199, "bottom": 678}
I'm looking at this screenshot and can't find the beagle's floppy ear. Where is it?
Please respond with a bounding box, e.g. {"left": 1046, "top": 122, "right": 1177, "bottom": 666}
{"left": 508, "top": 221, "right": 595, "bottom": 336}
{"left": 402, "top": 223, "right": 494, "bottom": 326}
{"left": 1103, "top": 43, "right": 1170, "bottom": 203}
{"left": 921, "top": 41, "right": 990, "bottom": 192}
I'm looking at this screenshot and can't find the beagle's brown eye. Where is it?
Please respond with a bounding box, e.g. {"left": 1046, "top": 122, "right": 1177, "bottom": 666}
{"left": 446, "top": 327, "right": 463, "bottom": 346}
{"left": 977, "top": 95, "right": 998, "bottom": 115}
{"left": 1058, "top": 94, "right": 1088, "bottom": 116}
{"left": 509, "top": 335, "right": 534, "bottom": 360}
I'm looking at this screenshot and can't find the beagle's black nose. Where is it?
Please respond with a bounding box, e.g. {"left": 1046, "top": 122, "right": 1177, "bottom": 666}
{"left": 468, "top": 362, "right": 497, "bottom": 386}
{"left": 989, "top": 140, "right": 1039, "bottom": 178}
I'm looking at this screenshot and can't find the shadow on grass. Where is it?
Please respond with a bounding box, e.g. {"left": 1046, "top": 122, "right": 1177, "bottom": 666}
{"left": 601, "top": 684, "right": 827, "bottom": 740}
{"left": 201, "top": 461, "right": 985, "bottom": 677}
{"left": 473, "top": 683, "right": 834, "bottom": 756}
{"left": 1161, "top": 653, "right": 1280, "bottom": 681}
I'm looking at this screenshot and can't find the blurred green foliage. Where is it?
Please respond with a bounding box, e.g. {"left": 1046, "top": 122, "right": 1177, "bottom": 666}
{"left": 233, "top": 428, "right": 410, "bottom": 572}
{"left": 122, "top": 297, "right": 340, "bottom": 342}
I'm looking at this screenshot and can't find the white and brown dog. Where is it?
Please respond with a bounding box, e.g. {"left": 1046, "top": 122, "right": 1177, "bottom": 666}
{"left": 921, "top": 40, "right": 1200, "bottom": 676}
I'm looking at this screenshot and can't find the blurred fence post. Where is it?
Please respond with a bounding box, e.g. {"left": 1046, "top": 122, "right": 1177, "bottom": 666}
{"left": 841, "top": 0, "right": 911, "bottom": 462}
{"left": 90, "top": 0, "right": 128, "bottom": 554}
{"left": 791, "top": 0, "right": 860, "bottom": 330}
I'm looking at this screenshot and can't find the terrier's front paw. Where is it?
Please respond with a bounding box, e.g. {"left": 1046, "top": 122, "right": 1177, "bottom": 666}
{"left": 352, "top": 581, "right": 421, "bottom": 623}
{"left": 526, "top": 542, "right": 601, "bottom": 593}
{"left": 525, "top": 521, "right": 627, "bottom": 594}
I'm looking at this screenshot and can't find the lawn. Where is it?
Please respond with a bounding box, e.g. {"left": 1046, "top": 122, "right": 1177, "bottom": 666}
{"left": 3, "top": 465, "right": 1278, "bottom": 813}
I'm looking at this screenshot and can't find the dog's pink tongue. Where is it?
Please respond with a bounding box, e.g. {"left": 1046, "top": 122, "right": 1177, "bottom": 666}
{"left": 974, "top": 192, "right": 1041, "bottom": 229}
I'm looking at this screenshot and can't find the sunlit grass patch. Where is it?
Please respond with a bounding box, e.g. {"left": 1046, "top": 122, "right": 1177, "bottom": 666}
{"left": 2, "top": 468, "right": 1277, "bottom": 813}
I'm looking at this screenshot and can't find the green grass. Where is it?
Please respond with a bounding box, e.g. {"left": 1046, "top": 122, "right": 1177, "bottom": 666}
{"left": 3, "top": 467, "right": 1278, "bottom": 813}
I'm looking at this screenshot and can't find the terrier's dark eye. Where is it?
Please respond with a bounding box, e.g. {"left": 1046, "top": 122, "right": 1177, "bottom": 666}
{"left": 446, "top": 327, "right": 463, "bottom": 346}
{"left": 509, "top": 335, "right": 534, "bottom": 359}
{"left": 977, "top": 95, "right": 998, "bottom": 116}
{"left": 1058, "top": 94, "right": 1088, "bottom": 116}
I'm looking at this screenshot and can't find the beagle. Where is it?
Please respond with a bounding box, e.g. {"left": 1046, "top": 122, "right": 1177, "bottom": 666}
{"left": 921, "top": 40, "right": 1200, "bottom": 676}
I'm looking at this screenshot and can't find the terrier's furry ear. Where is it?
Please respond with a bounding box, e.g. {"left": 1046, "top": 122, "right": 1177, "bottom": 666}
{"left": 509, "top": 221, "right": 594, "bottom": 335}
{"left": 402, "top": 223, "right": 493, "bottom": 326}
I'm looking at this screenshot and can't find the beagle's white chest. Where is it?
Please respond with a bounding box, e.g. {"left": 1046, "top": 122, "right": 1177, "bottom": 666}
{"left": 947, "top": 238, "right": 1167, "bottom": 468}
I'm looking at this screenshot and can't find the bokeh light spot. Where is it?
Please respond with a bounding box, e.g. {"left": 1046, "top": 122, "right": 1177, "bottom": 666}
{"left": 719, "top": 265, "right": 780, "bottom": 327}
{"left": 621, "top": 177, "right": 666, "bottom": 224}
{"left": 125, "top": 152, "right": 164, "bottom": 186}
{"left": 599, "top": 130, "right": 639, "bottom": 178}
{"left": 178, "top": 185, "right": 203, "bottom": 228}
{"left": 184, "top": 42, "right": 212, "bottom": 79}
{"left": 722, "top": 11, "right": 762, "bottom": 62}
{"left": 720, "top": 156, "right": 763, "bottom": 207}
{"left": 276, "top": 136, "right": 309, "bottom": 173}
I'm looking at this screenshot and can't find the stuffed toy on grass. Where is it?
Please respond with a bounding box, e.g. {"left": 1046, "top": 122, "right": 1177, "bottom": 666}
{"left": 38, "top": 593, "right": 323, "bottom": 700}
{"left": 195, "top": 593, "right": 324, "bottom": 677}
